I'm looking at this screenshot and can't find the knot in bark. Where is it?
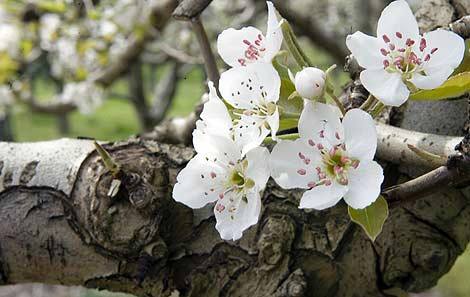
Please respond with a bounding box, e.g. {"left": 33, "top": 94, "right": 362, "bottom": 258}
{"left": 72, "top": 144, "right": 171, "bottom": 258}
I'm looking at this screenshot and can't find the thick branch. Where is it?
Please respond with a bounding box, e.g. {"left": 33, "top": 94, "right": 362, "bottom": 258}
{"left": 1, "top": 137, "right": 469, "bottom": 296}
{"left": 376, "top": 122, "right": 462, "bottom": 168}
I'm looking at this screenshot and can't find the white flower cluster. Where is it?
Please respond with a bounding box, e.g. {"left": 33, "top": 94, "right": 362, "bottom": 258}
{"left": 172, "top": 0, "right": 465, "bottom": 241}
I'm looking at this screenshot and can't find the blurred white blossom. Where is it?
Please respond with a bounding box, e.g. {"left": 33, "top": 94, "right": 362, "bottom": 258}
{"left": 58, "top": 81, "right": 104, "bottom": 115}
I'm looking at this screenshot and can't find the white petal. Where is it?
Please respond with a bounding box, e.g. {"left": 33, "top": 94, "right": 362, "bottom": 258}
{"left": 234, "top": 115, "right": 270, "bottom": 156}
{"left": 343, "top": 161, "right": 384, "bottom": 209}
{"left": 192, "top": 132, "right": 241, "bottom": 164}
{"left": 346, "top": 32, "right": 384, "bottom": 70}
{"left": 264, "top": 1, "right": 283, "bottom": 62}
{"left": 217, "top": 26, "right": 265, "bottom": 67}
{"left": 343, "top": 109, "right": 377, "bottom": 161}
{"left": 219, "top": 62, "right": 281, "bottom": 109}
{"left": 299, "top": 182, "right": 348, "bottom": 210}
{"left": 299, "top": 101, "right": 343, "bottom": 149}
{"left": 409, "top": 67, "right": 454, "bottom": 90}
{"left": 198, "top": 81, "right": 233, "bottom": 136}
{"left": 360, "top": 69, "right": 409, "bottom": 107}
{"left": 245, "top": 146, "right": 270, "bottom": 189}
{"left": 215, "top": 191, "right": 261, "bottom": 240}
{"left": 266, "top": 108, "right": 279, "bottom": 139}
{"left": 376, "top": 0, "right": 419, "bottom": 46}
{"left": 173, "top": 155, "right": 226, "bottom": 209}
{"left": 422, "top": 29, "right": 465, "bottom": 71}
{"left": 270, "top": 139, "right": 322, "bottom": 189}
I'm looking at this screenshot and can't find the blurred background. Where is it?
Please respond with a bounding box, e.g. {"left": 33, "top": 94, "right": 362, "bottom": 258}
{"left": 0, "top": 0, "right": 468, "bottom": 296}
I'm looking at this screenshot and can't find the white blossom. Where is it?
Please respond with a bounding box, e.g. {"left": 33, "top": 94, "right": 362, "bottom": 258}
{"left": 0, "top": 24, "right": 20, "bottom": 57}
{"left": 39, "top": 14, "right": 61, "bottom": 51}
{"left": 270, "top": 102, "right": 384, "bottom": 210}
{"left": 346, "top": 0, "right": 465, "bottom": 106}
{"left": 58, "top": 81, "right": 104, "bottom": 115}
{"left": 173, "top": 128, "right": 270, "bottom": 241}
{"left": 219, "top": 62, "right": 281, "bottom": 154}
{"left": 292, "top": 67, "right": 326, "bottom": 100}
{"left": 217, "top": 1, "right": 283, "bottom": 67}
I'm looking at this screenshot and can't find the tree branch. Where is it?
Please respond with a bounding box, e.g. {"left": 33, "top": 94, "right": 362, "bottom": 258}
{"left": 384, "top": 155, "right": 470, "bottom": 206}
{"left": 270, "top": 0, "right": 349, "bottom": 64}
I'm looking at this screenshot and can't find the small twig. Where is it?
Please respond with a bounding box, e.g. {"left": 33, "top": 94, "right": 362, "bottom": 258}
{"left": 383, "top": 155, "right": 470, "bottom": 207}
{"left": 406, "top": 144, "right": 447, "bottom": 167}
{"left": 190, "top": 17, "right": 220, "bottom": 86}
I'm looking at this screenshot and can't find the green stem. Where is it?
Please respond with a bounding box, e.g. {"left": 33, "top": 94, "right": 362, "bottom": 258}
{"left": 281, "top": 110, "right": 301, "bottom": 119}
{"left": 264, "top": 133, "right": 299, "bottom": 144}
{"left": 326, "top": 89, "right": 346, "bottom": 116}
{"left": 359, "top": 94, "right": 376, "bottom": 111}
{"left": 280, "top": 20, "right": 309, "bottom": 68}
{"left": 370, "top": 102, "right": 385, "bottom": 118}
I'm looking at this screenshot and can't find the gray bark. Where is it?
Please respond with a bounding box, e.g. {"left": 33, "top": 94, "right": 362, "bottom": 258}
{"left": 0, "top": 114, "right": 469, "bottom": 297}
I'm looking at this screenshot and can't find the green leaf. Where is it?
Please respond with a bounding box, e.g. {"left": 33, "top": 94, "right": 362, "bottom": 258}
{"left": 348, "top": 196, "right": 389, "bottom": 242}
{"left": 409, "top": 72, "right": 470, "bottom": 101}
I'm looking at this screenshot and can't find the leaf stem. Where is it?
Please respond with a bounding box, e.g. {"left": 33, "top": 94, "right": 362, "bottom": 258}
{"left": 264, "top": 132, "right": 299, "bottom": 144}
{"left": 326, "top": 89, "right": 346, "bottom": 116}
{"left": 280, "top": 20, "right": 310, "bottom": 68}
{"left": 359, "top": 94, "right": 376, "bottom": 111}
{"left": 281, "top": 110, "right": 301, "bottom": 119}
{"left": 370, "top": 102, "right": 385, "bottom": 118}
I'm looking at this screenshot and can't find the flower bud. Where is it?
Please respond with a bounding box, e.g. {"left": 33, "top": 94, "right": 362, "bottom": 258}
{"left": 294, "top": 67, "right": 326, "bottom": 100}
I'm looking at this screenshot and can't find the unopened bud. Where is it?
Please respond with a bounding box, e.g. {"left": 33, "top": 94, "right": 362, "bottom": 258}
{"left": 294, "top": 67, "right": 326, "bottom": 100}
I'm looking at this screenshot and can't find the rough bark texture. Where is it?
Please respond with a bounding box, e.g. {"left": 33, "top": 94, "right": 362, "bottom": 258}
{"left": 1, "top": 123, "right": 469, "bottom": 297}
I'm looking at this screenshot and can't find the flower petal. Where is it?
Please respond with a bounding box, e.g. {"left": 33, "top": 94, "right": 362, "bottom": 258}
{"left": 409, "top": 67, "right": 454, "bottom": 90}
{"left": 219, "top": 62, "right": 281, "bottom": 109}
{"left": 245, "top": 146, "right": 270, "bottom": 189}
{"left": 192, "top": 132, "right": 241, "bottom": 164}
{"left": 215, "top": 191, "right": 261, "bottom": 240}
{"left": 198, "top": 81, "right": 233, "bottom": 136}
{"left": 264, "top": 1, "right": 283, "bottom": 62}
{"left": 346, "top": 32, "right": 384, "bottom": 70}
{"left": 360, "top": 69, "right": 409, "bottom": 107}
{"left": 422, "top": 29, "right": 465, "bottom": 71}
{"left": 173, "top": 155, "right": 226, "bottom": 209}
{"left": 217, "top": 26, "right": 265, "bottom": 67}
{"left": 343, "top": 109, "right": 377, "bottom": 161}
{"left": 299, "top": 101, "right": 343, "bottom": 149}
{"left": 343, "top": 161, "right": 384, "bottom": 209}
{"left": 270, "top": 138, "right": 322, "bottom": 189}
{"left": 299, "top": 182, "right": 348, "bottom": 210}
{"left": 266, "top": 107, "right": 279, "bottom": 139}
{"left": 376, "top": 0, "right": 419, "bottom": 46}
{"left": 234, "top": 115, "right": 271, "bottom": 156}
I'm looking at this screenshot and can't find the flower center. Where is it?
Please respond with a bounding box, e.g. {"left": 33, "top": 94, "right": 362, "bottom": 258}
{"left": 296, "top": 140, "right": 360, "bottom": 189}
{"left": 380, "top": 32, "right": 438, "bottom": 80}
{"left": 320, "top": 145, "right": 359, "bottom": 185}
{"left": 238, "top": 34, "right": 266, "bottom": 66}
{"left": 225, "top": 159, "right": 254, "bottom": 194}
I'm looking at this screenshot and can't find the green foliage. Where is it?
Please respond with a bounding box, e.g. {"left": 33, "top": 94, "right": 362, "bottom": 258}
{"left": 348, "top": 196, "right": 389, "bottom": 241}
{"left": 409, "top": 72, "right": 470, "bottom": 101}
